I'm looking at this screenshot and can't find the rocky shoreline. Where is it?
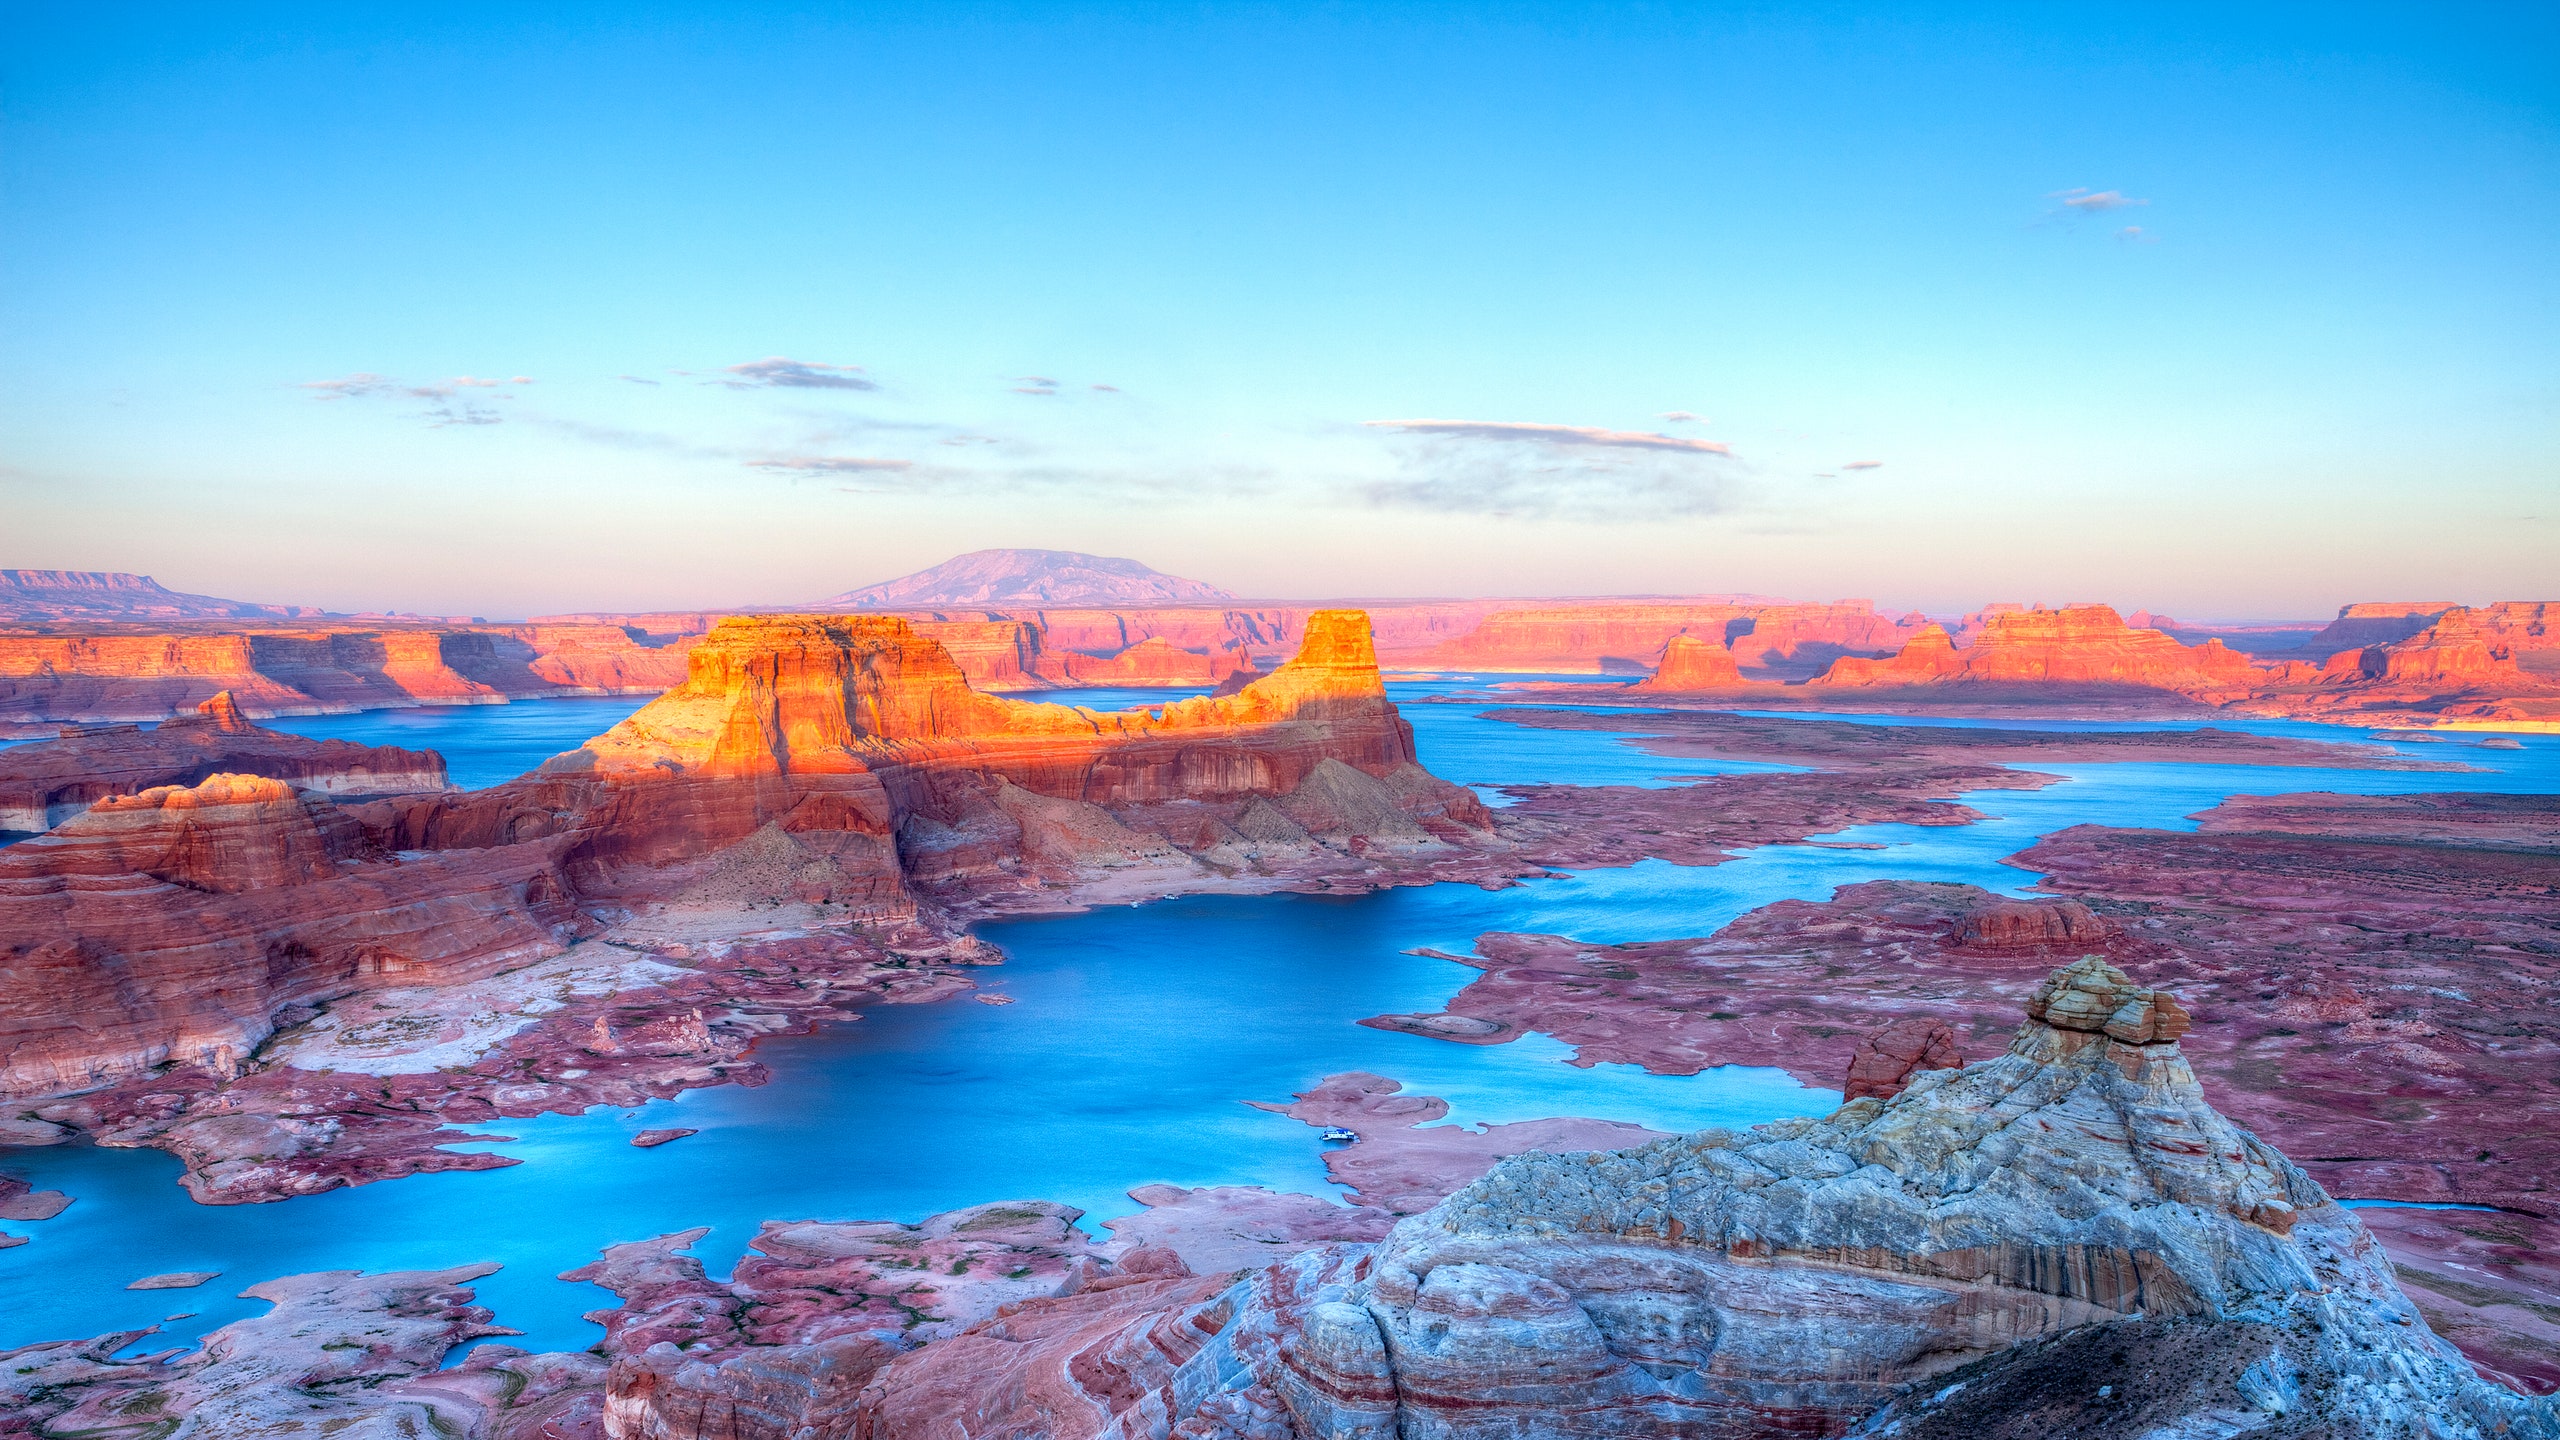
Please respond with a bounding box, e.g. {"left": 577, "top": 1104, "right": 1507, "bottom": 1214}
{"left": 6, "top": 963, "right": 2550, "bottom": 1438}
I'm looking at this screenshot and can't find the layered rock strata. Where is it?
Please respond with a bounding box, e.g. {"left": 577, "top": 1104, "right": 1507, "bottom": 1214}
{"left": 8, "top": 968, "right": 2552, "bottom": 1437}
{"left": 587, "top": 965, "right": 2552, "bottom": 1438}
{"left": 0, "top": 691, "right": 447, "bottom": 832}
{"left": 0, "top": 621, "right": 695, "bottom": 723}
{"left": 0, "top": 771, "right": 586, "bottom": 1098}
{"left": 0, "top": 611, "right": 1519, "bottom": 1199}
{"left": 1811, "top": 604, "right": 2265, "bottom": 699}
{"left": 1419, "top": 600, "right": 1915, "bottom": 678}
{"left": 1633, "top": 633, "right": 1745, "bottom": 691}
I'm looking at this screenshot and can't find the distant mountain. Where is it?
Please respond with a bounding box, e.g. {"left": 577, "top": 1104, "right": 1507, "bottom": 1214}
{"left": 0, "top": 570, "right": 325, "bottom": 623}
{"left": 826, "top": 549, "right": 1235, "bottom": 608}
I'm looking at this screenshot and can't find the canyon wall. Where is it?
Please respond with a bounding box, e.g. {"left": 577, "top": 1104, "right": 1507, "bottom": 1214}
{"left": 1811, "top": 604, "right": 2264, "bottom": 698}
{"left": 0, "top": 611, "right": 1500, "bottom": 1109}
{"left": 1632, "top": 632, "right": 1745, "bottom": 691}
{"left": 1415, "top": 599, "right": 1916, "bottom": 677}
{"left": 0, "top": 623, "right": 695, "bottom": 723}
{"left": 0, "top": 692, "right": 447, "bottom": 832}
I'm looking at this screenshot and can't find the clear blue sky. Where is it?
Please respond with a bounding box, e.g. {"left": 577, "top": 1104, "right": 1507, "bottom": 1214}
{"left": 3, "top": 3, "right": 2552, "bottom": 619}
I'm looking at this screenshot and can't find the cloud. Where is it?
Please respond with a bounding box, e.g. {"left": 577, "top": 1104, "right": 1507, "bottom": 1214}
{"left": 1659, "top": 410, "right": 1707, "bottom": 424}
{"left": 717, "top": 357, "right": 877, "bottom": 391}
{"left": 301, "top": 373, "right": 395, "bottom": 400}
{"left": 1090, "top": 383, "right": 1120, "bottom": 393}
{"left": 1012, "top": 375, "right": 1060, "bottom": 396}
{"left": 1842, "top": 460, "right": 1883, "bottom": 471}
{"left": 526, "top": 417, "right": 733, "bottom": 459}
{"left": 2050, "top": 187, "right": 2148, "bottom": 213}
{"left": 1360, "top": 417, "right": 1743, "bottom": 519}
{"left": 1365, "top": 418, "right": 1732, "bottom": 456}
{"left": 298, "top": 371, "right": 526, "bottom": 427}
{"left": 2116, "top": 224, "right": 2156, "bottom": 244}
{"left": 616, "top": 374, "right": 663, "bottom": 386}
{"left": 749, "top": 455, "right": 915, "bottom": 474}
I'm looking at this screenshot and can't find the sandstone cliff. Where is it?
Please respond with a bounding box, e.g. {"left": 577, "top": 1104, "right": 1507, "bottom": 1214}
{"left": 0, "top": 613, "right": 1502, "bottom": 1122}
{"left": 0, "top": 692, "right": 447, "bottom": 832}
{"left": 1418, "top": 601, "right": 1911, "bottom": 678}
{"left": 1633, "top": 633, "right": 1745, "bottom": 691}
{"left": 0, "top": 622, "right": 694, "bottom": 723}
{"left": 1812, "top": 604, "right": 2265, "bottom": 699}
{"left": 0, "top": 772, "right": 584, "bottom": 1096}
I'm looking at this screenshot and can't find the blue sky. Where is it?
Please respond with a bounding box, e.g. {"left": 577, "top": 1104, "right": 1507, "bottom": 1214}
{"left": 3, "top": 3, "right": 2552, "bottom": 619}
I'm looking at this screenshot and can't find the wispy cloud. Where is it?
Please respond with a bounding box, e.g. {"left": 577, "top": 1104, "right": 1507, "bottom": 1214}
{"left": 717, "top": 357, "right": 877, "bottom": 391}
{"left": 617, "top": 374, "right": 663, "bottom": 386}
{"left": 2052, "top": 187, "right": 2148, "bottom": 213}
{"left": 302, "top": 373, "right": 391, "bottom": 399}
{"left": 749, "top": 455, "right": 915, "bottom": 473}
{"left": 1012, "top": 375, "right": 1060, "bottom": 396}
{"left": 1842, "top": 459, "right": 1883, "bottom": 471}
{"left": 1090, "top": 383, "right": 1120, "bottom": 393}
{"left": 1659, "top": 410, "right": 1707, "bottom": 424}
{"left": 1360, "top": 417, "right": 1743, "bottom": 519}
{"left": 297, "top": 371, "right": 527, "bottom": 426}
{"left": 1365, "top": 418, "right": 1732, "bottom": 456}
{"left": 2116, "top": 224, "right": 2157, "bottom": 244}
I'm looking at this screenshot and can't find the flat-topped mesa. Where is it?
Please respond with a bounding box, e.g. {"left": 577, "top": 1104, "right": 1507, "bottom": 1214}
{"left": 0, "top": 690, "right": 448, "bottom": 833}
{"left": 1812, "top": 603, "right": 2263, "bottom": 697}
{"left": 571, "top": 607, "right": 1412, "bottom": 788}
{"left": 2322, "top": 608, "right": 2525, "bottom": 687}
{"left": 1635, "top": 633, "right": 1745, "bottom": 691}
{"left": 379, "top": 606, "right": 1471, "bottom": 899}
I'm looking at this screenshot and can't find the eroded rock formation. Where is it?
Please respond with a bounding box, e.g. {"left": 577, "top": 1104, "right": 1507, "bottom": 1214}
{"left": 1418, "top": 600, "right": 1912, "bottom": 678}
{"left": 1812, "top": 604, "right": 2264, "bottom": 699}
{"left": 0, "top": 691, "right": 446, "bottom": 832}
{"left": 0, "top": 621, "right": 696, "bottom": 723}
{"left": 568, "top": 964, "right": 2554, "bottom": 1439}
{"left": 1634, "top": 633, "right": 1745, "bottom": 691}
{"left": 0, "top": 770, "right": 585, "bottom": 1096}
{"left": 0, "top": 611, "right": 1521, "bottom": 1200}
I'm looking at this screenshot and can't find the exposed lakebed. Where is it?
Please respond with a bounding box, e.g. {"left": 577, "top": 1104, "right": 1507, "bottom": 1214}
{"left": 2, "top": 682, "right": 2553, "bottom": 1356}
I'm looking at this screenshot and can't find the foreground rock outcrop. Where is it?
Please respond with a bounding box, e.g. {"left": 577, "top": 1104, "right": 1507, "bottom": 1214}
{"left": 0, "top": 691, "right": 446, "bottom": 832}
{"left": 6, "top": 965, "right": 2549, "bottom": 1437}
{"left": 586, "top": 964, "right": 2554, "bottom": 1438}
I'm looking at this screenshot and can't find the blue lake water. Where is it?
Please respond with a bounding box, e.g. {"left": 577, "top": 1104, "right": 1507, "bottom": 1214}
{"left": 1, "top": 684, "right": 2554, "bottom": 1356}
{"left": 262, "top": 696, "right": 653, "bottom": 790}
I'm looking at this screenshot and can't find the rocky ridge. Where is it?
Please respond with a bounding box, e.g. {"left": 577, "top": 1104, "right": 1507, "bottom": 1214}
{"left": 0, "top": 691, "right": 447, "bottom": 832}
{"left": 0, "top": 621, "right": 696, "bottom": 725}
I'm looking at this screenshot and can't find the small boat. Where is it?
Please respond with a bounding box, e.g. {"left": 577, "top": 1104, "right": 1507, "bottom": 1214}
{"left": 1320, "top": 1127, "right": 1358, "bottom": 1143}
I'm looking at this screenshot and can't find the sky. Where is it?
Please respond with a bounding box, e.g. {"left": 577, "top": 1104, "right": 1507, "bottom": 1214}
{"left": 2, "top": 3, "right": 2553, "bottom": 620}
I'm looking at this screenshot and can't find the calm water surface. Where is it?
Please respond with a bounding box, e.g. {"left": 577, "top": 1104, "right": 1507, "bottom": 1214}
{"left": 2, "top": 685, "right": 2553, "bottom": 1354}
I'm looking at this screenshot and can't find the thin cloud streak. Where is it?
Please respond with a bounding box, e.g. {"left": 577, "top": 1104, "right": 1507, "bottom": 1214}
{"left": 750, "top": 455, "right": 915, "bottom": 473}
{"left": 1365, "top": 418, "right": 1733, "bottom": 455}
{"left": 2050, "top": 187, "right": 2149, "bottom": 213}
{"left": 1842, "top": 460, "right": 1883, "bottom": 470}
{"left": 717, "top": 357, "right": 877, "bottom": 390}
{"left": 298, "top": 371, "right": 529, "bottom": 426}
{"left": 1361, "top": 417, "right": 1745, "bottom": 519}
